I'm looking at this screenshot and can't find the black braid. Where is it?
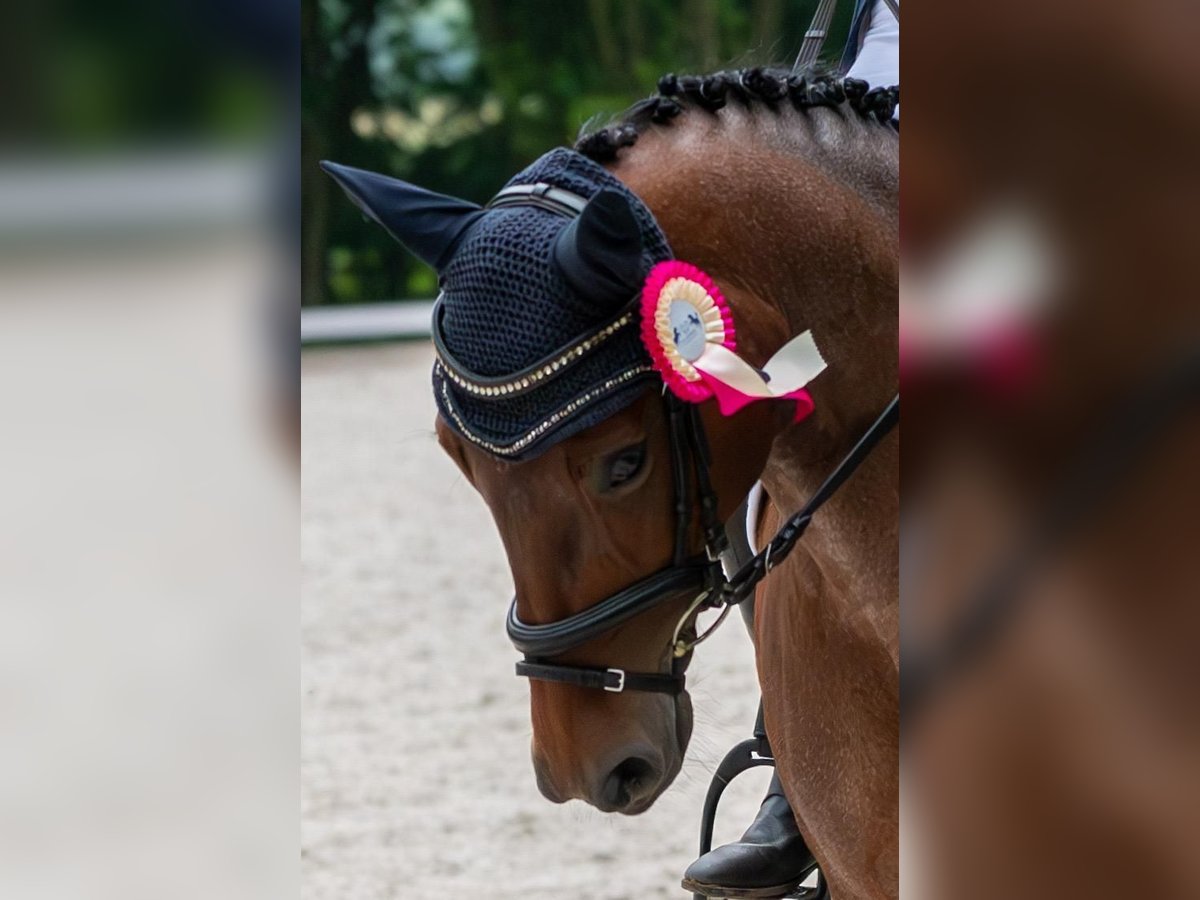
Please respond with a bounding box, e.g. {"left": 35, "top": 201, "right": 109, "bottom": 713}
{"left": 786, "top": 73, "right": 807, "bottom": 102}
{"left": 676, "top": 75, "right": 706, "bottom": 105}
{"left": 577, "top": 65, "right": 897, "bottom": 163}
{"left": 842, "top": 77, "right": 869, "bottom": 104}
{"left": 852, "top": 85, "right": 899, "bottom": 123}
{"left": 575, "top": 122, "right": 640, "bottom": 163}
{"left": 742, "top": 67, "right": 788, "bottom": 103}
{"left": 722, "top": 70, "right": 751, "bottom": 105}
{"left": 651, "top": 97, "right": 683, "bottom": 124}
{"left": 808, "top": 77, "right": 837, "bottom": 107}
{"left": 697, "top": 74, "right": 728, "bottom": 111}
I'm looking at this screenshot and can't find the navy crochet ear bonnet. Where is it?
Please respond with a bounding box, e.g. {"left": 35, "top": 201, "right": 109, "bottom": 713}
{"left": 322, "top": 148, "right": 673, "bottom": 460}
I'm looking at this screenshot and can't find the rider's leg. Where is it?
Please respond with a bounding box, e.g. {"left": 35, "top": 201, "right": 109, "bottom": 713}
{"left": 682, "top": 769, "right": 818, "bottom": 899}
{"left": 681, "top": 486, "right": 817, "bottom": 898}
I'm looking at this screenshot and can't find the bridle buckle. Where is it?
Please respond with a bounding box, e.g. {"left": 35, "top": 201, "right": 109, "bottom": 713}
{"left": 604, "top": 668, "right": 626, "bottom": 692}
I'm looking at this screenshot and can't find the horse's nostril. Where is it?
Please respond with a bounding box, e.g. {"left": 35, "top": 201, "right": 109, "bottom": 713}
{"left": 602, "top": 756, "right": 658, "bottom": 810}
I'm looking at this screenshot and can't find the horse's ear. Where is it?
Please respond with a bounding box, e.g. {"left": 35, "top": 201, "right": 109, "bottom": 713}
{"left": 320, "top": 161, "right": 485, "bottom": 272}
{"left": 552, "top": 189, "right": 644, "bottom": 311}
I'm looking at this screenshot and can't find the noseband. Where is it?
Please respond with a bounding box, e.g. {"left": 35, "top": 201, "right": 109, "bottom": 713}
{"left": 507, "top": 393, "right": 730, "bottom": 696}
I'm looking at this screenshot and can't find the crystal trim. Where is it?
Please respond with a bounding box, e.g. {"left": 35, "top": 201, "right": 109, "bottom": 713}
{"left": 438, "top": 364, "right": 654, "bottom": 457}
{"left": 434, "top": 311, "right": 636, "bottom": 399}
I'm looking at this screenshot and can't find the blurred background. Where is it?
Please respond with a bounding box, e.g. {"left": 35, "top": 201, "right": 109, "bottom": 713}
{"left": 301, "top": 0, "right": 851, "bottom": 311}
{"left": 0, "top": 2, "right": 296, "bottom": 899}
{"left": 905, "top": 2, "right": 1200, "bottom": 898}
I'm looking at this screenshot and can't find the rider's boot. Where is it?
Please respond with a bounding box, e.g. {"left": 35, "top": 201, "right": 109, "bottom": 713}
{"left": 681, "top": 771, "right": 818, "bottom": 899}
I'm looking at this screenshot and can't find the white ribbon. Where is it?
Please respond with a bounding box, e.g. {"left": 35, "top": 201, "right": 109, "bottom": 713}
{"left": 694, "top": 330, "right": 827, "bottom": 400}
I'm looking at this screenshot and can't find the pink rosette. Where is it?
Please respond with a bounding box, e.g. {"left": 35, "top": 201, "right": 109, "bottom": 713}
{"left": 639, "top": 261, "right": 736, "bottom": 403}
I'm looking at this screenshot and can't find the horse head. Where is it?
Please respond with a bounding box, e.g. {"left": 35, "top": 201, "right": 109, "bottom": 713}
{"left": 322, "top": 150, "right": 795, "bottom": 813}
{"left": 323, "top": 70, "right": 897, "bottom": 822}
{"left": 438, "top": 388, "right": 785, "bottom": 811}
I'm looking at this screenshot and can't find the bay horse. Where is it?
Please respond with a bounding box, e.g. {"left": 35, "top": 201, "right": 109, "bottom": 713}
{"left": 466, "top": 72, "right": 897, "bottom": 898}
{"left": 329, "top": 68, "right": 898, "bottom": 898}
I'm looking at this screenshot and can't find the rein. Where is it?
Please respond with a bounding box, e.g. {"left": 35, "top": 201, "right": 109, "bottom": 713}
{"left": 721, "top": 394, "right": 899, "bottom": 607}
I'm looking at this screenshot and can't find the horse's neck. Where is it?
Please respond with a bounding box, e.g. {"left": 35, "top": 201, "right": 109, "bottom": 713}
{"left": 619, "top": 116, "right": 902, "bottom": 633}
{"left": 757, "top": 147, "right": 897, "bottom": 626}
{"left": 615, "top": 114, "right": 897, "bottom": 601}
{"left": 617, "top": 115, "right": 900, "bottom": 893}
{"left": 615, "top": 111, "right": 898, "bottom": 439}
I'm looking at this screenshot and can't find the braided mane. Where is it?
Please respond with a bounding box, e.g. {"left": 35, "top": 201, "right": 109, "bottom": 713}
{"left": 575, "top": 66, "right": 899, "bottom": 164}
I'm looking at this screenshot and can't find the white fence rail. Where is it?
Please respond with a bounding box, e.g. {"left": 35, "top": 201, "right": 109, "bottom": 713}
{"left": 0, "top": 153, "right": 267, "bottom": 238}
{"left": 300, "top": 300, "right": 435, "bottom": 344}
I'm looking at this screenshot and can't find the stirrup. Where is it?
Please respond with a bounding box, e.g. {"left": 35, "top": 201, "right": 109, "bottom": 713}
{"left": 692, "top": 700, "right": 826, "bottom": 900}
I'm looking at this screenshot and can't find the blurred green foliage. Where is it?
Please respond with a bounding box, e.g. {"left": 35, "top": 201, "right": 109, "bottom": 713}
{"left": 2, "top": 0, "right": 282, "bottom": 151}
{"left": 302, "top": 0, "right": 852, "bottom": 305}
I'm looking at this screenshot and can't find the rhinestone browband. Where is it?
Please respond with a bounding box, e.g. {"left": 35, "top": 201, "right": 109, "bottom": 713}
{"left": 431, "top": 297, "right": 638, "bottom": 399}
{"left": 437, "top": 364, "right": 655, "bottom": 457}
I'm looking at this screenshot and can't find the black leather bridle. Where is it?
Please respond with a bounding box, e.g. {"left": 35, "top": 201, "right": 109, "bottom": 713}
{"left": 507, "top": 392, "right": 729, "bottom": 695}
{"left": 507, "top": 392, "right": 901, "bottom": 696}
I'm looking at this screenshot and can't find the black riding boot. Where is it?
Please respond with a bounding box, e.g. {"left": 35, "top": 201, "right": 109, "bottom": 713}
{"left": 681, "top": 771, "right": 818, "bottom": 899}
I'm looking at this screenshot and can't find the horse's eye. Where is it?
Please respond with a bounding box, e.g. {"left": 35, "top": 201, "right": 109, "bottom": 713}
{"left": 602, "top": 442, "right": 647, "bottom": 490}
